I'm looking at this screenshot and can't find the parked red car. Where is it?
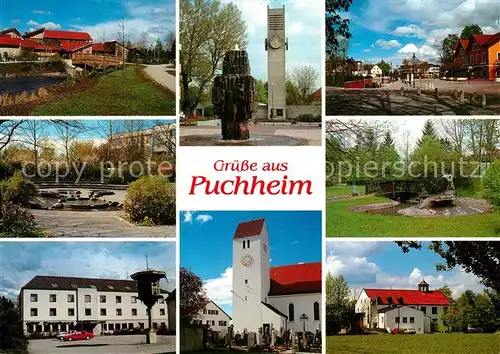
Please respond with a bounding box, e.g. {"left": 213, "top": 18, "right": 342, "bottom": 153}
{"left": 62, "top": 330, "right": 94, "bottom": 341}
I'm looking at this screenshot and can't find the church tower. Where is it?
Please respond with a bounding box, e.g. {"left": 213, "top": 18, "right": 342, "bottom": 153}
{"left": 265, "top": 5, "right": 287, "bottom": 120}
{"left": 232, "top": 218, "right": 270, "bottom": 334}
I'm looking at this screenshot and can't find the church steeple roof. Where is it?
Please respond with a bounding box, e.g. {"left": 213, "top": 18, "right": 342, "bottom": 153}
{"left": 233, "top": 218, "right": 265, "bottom": 239}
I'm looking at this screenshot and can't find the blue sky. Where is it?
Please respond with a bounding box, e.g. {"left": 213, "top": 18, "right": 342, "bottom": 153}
{"left": 0, "top": 241, "right": 176, "bottom": 300}
{"left": 180, "top": 210, "right": 322, "bottom": 315}
{"left": 325, "top": 241, "right": 484, "bottom": 299}
{"left": 340, "top": 0, "right": 500, "bottom": 65}
{"left": 225, "top": 0, "right": 323, "bottom": 88}
{"left": 0, "top": 0, "right": 175, "bottom": 44}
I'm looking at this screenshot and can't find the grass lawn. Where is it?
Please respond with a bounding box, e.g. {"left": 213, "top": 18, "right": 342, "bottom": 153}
{"left": 326, "top": 333, "right": 500, "bottom": 354}
{"left": 326, "top": 196, "right": 500, "bottom": 237}
{"left": 327, "top": 185, "right": 365, "bottom": 197}
{"left": 32, "top": 66, "right": 175, "bottom": 115}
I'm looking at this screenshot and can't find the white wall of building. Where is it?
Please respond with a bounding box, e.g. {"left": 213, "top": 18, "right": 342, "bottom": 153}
{"left": 192, "top": 301, "right": 231, "bottom": 335}
{"left": 21, "top": 288, "right": 170, "bottom": 335}
{"left": 261, "top": 305, "right": 286, "bottom": 333}
{"left": 268, "top": 293, "right": 321, "bottom": 333}
{"left": 378, "top": 307, "right": 425, "bottom": 334}
{"left": 371, "top": 65, "right": 382, "bottom": 76}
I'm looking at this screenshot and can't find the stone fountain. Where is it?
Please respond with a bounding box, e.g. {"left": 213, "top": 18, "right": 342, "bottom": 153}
{"left": 131, "top": 266, "right": 167, "bottom": 344}
{"left": 212, "top": 44, "right": 257, "bottom": 141}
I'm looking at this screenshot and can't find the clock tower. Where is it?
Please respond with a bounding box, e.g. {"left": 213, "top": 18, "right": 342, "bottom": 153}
{"left": 265, "top": 5, "right": 287, "bottom": 120}
{"left": 232, "top": 218, "right": 270, "bottom": 334}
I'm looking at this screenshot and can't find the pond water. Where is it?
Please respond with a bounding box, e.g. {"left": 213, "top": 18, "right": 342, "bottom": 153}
{"left": 0, "top": 76, "right": 64, "bottom": 94}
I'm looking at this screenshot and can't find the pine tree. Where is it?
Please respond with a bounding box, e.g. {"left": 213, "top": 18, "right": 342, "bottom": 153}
{"left": 417, "top": 120, "right": 438, "bottom": 146}
{"left": 382, "top": 131, "right": 394, "bottom": 147}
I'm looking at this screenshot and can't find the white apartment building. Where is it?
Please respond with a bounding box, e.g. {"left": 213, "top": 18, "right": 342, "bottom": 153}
{"left": 192, "top": 300, "right": 232, "bottom": 335}
{"left": 20, "top": 275, "right": 176, "bottom": 335}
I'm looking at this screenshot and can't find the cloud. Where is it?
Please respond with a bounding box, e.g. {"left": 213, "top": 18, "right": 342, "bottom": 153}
{"left": 32, "top": 10, "right": 51, "bottom": 15}
{"left": 183, "top": 211, "right": 193, "bottom": 223}
{"left": 398, "top": 43, "right": 438, "bottom": 59}
{"left": 391, "top": 24, "right": 426, "bottom": 38}
{"left": 364, "top": 48, "right": 372, "bottom": 53}
{"left": 11, "top": 19, "right": 21, "bottom": 25}
{"left": 374, "top": 39, "right": 402, "bottom": 49}
{"left": 203, "top": 267, "right": 232, "bottom": 305}
{"left": 26, "top": 20, "right": 61, "bottom": 29}
{"left": 195, "top": 214, "right": 213, "bottom": 224}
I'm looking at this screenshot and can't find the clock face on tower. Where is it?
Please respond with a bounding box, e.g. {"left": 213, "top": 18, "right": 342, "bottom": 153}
{"left": 269, "top": 35, "right": 282, "bottom": 49}
{"left": 240, "top": 253, "right": 254, "bottom": 267}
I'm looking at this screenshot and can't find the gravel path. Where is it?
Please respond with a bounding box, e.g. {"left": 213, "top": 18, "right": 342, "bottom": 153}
{"left": 144, "top": 64, "right": 176, "bottom": 93}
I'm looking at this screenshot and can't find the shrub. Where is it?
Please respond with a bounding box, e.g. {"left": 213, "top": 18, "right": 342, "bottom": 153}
{"left": 0, "top": 202, "right": 44, "bottom": 237}
{"left": 124, "top": 176, "right": 175, "bottom": 225}
{"left": 483, "top": 160, "right": 500, "bottom": 206}
{"left": 44, "top": 59, "right": 67, "bottom": 73}
{"left": 0, "top": 296, "right": 29, "bottom": 353}
{"left": 204, "top": 105, "right": 214, "bottom": 117}
{"left": 1, "top": 171, "right": 38, "bottom": 205}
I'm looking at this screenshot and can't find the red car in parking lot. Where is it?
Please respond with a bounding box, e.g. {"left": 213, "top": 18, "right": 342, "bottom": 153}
{"left": 62, "top": 330, "right": 94, "bottom": 341}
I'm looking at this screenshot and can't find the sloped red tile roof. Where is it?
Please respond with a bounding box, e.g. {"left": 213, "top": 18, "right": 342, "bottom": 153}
{"left": 233, "top": 218, "right": 265, "bottom": 239}
{"left": 92, "top": 43, "right": 107, "bottom": 51}
{"left": 0, "top": 28, "right": 22, "bottom": 38}
{"left": 34, "top": 44, "right": 60, "bottom": 51}
{"left": 0, "top": 35, "right": 22, "bottom": 46}
{"left": 269, "top": 262, "right": 321, "bottom": 295}
{"left": 20, "top": 39, "right": 36, "bottom": 48}
{"left": 472, "top": 33, "right": 500, "bottom": 47}
{"left": 364, "top": 289, "right": 450, "bottom": 305}
{"left": 460, "top": 39, "right": 469, "bottom": 49}
{"left": 43, "top": 29, "right": 92, "bottom": 41}
{"left": 61, "top": 41, "right": 92, "bottom": 52}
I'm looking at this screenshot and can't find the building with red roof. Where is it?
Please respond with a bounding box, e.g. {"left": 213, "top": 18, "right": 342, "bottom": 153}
{"left": 232, "top": 218, "right": 321, "bottom": 335}
{"left": 450, "top": 32, "right": 500, "bottom": 81}
{"left": 355, "top": 280, "right": 451, "bottom": 333}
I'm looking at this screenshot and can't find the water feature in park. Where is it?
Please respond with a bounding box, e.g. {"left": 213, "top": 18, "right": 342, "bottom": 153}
{"left": 0, "top": 76, "right": 64, "bottom": 95}
{"left": 28, "top": 189, "right": 122, "bottom": 211}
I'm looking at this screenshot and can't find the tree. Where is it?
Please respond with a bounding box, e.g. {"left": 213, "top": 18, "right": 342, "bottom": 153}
{"left": 326, "top": 273, "right": 355, "bottom": 332}
{"left": 18, "top": 120, "right": 48, "bottom": 169}
{"left": 256, "top": 79, "right": 268, "bottom": 104}
{"left": 416, "top": 120, "right": 438, "bottom": 147}
{"left": 135, "top": 31, "right": 150, "bottom": 50}
{"left": 325, "top": 0, "right": 352, "bottom": 57}
{"left": 439, "top": 286, "right": 453, "bottom": 302}
{"left": 396, "top": 241, "right": 500, "bottom": 292}
{"left": 460, "top": 24, "right": 483, "bottom": 40}
{"left": 290, "top": 65, "right": 318, "bottom": 104}
{"left": 436, "top": 34, "right": 459, "bottom": 65}
{"left": 152, "top": 121, "right": 176, "bottom": 164}
{"left": 180, "top": 0, "right": 248, "bottom": 115}
{"left": 0, "top": 120, "right": 25, "bottom": 152}
{"left": 0, "top": 296, "right": 28, "bottom": 353}
{"left": 285, "top": 79, "right": 299, "bottom": 105}
{"left": 165, "top": 30, "right": 176, "bottom": 52}
{"left": 436, "top": 119, "right": 467, "bottom": 154}
{"left": 377, "top": 61, "right": 391, "bottom": 76}
{"left": 54, "top": 120, "right": 87, "bottom": 165}
{"left": 117, "top": 17, "right": 131, "bottom": 73}
{"left": 179, "top": 267, "right": 209, "bottom": 325}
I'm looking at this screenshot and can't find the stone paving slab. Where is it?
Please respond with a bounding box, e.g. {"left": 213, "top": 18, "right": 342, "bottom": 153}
{"left": 29, "top": 334, "right": 176, "bottom": 354}
{"left": 32, "top": 210, "right": 176, "bottom": 237}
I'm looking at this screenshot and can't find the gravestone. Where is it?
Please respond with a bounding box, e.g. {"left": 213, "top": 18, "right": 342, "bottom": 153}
{"left": 212, "top": 48, "right": 257, "bottom": 141}
{"left": 248, "top": 332, "right": 256, "bottom": 347}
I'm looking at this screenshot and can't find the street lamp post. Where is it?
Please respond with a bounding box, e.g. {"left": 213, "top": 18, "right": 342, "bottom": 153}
{"left": 300, "top": 314, "right": 308, "bottom": 333}
{"left": 412, "top": 53, "right": 416, "bottom": 88}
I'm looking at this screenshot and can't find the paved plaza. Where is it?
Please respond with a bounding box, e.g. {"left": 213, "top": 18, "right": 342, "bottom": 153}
{"left": 33, "top": 210, "right": 175, "bottom": 237}
{"left": 29, "top": 335, "right": 176, "bottom": 354}
{"left": 326, "top": 79, "right": 500, "bottom": 115}
{"left": 180, "top": 121, "right": 321, "bottom": 145}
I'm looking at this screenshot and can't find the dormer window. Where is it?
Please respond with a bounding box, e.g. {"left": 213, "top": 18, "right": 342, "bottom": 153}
{"left": 376, "top": 296, "right": 383, "bottom": 305}
{"left": 398, "top": 297, "right": 404, "bottom": 305}
{"left": 387, "top": 296, "right": 394, "bottom": 305}
{"left": 107, "top": 285, "right": 114, "bottom": 290}
{"left": 71, "top": 284, "right": 78, "bottom": 289}
{"left": 51, "top": 283, "right": 58, "bottom": 288}
{"left": 243, "top": 241, "right": 246, "bottom": 249}
{"left": 90, "top": 285, "right": 96, "bottom": 289}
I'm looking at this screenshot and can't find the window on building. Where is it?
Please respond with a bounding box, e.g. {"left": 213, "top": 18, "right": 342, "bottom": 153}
{"left": 160, "top": 309, "right": 165, "bottom": 316}
{"left": 153, "top": 322, "right": 158, "bottom": 329}
{"left": 85, "top": 308, "right": 91, "bottom": 316}
{"left": 277, "top": 109, "right": 283, "bottom": 116}
{"left": 116, "top": 296, "right": 122, "bottom": 304}
{"left": 49, "top": 294, "right": 56, "bottom": 302}
{"left": 475, "top": 54, "right": 478, "bottom": 64}
{"left": 128, "top": 323, "right": 134, "bottom": 329}
{"left": 49, "top": 308, "right": 56, "bottom": 316}
{"left": 421, "top": 306, "right": 426, "bottom": 314}
{"left": 30, "top": 294, "right": 38, "bottom": 302}
{"left": 100, "top": 295, "right": 106, "bottom": 303}
{"left": 219, "top": 321, "right": 227, "bottom": 326}
{"left": 67, "top": 294, "right": 75, "bottom": 303}
{"left": 102, "top": 324, "right": 107, "bottom": 331}
{"left": 30, "top": 308, "right": 38, "bottom": 316}
{"left": 469, "top": 55, "right": 473, "bottom": 64}
{"left": 68, "top": 308, "right": 75, "bottom": 316}
{"left": 85, "top": 295, "right": 91, "bottom": 303}
{"left": 247, "top": 240, "right": 250, "bottom": 248}
{"left": 497, "top": 52, "right": 500, "bottom": 61}
{"left": 410, "top": 317, "right": 415, "bottom": 323}
{"left": 245, "top": 279, "right": 248, "bottom": 284}
{"left": 313, "top": 302, "right": 320, "bottom": 321}
{"left": 158, "top": 298, "right": 164, "bottom": 304}
{"left": 288, "top": 304, "right": 295, "bottom": 322}
{"left": 398, "top": 297, "right": 404, "bottom": 305}
{"left": 109, "top": 324, "right": 114, "bottom": 331}
{"left": 131, "top": 296, "right": 137, "bottom": 304}
{"left": 243, "top": 241, "right": 246, "bottom": 249}
{"left": 115, "top": 323, "right": 121, "bottom": 330}
{"left": 395, "top": 317, "right": 400, "bottom": 323}
{"left": 203, "top": 309, "right": 207, "bottom": 314}
{"left": 101, "top": 308, "right": 107, "bottom": 316}
{"left": 403, "top": 317, "right": 408, "bottom": 323}
{"left": 387, "top": 297, "right": 394, "bottom": 305}
{"left": 116, "top": 309, "right": 122, "bottom": 316}
{"left": 432, "top": 307, "right": 438, "bottom": 314}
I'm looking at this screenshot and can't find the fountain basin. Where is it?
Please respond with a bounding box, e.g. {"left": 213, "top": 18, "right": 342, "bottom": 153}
{"left": 180, "top": 134, "right": 309, "bottom": 146}
{"left": 30, "top": 188, "right": 122, "bottom": 211}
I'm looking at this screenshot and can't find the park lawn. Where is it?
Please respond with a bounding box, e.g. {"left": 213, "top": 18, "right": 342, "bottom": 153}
{"left": 326, "top": 196, "right": 500, "bottom": 237}
{"left": 326, "top": 333, "right": 500, "bottom": 354}
{"left": 32, "top": 66, "right": 175, "bottom": 116}
{"left": 327, "top": 185, "right": 365, "bottom": 197}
